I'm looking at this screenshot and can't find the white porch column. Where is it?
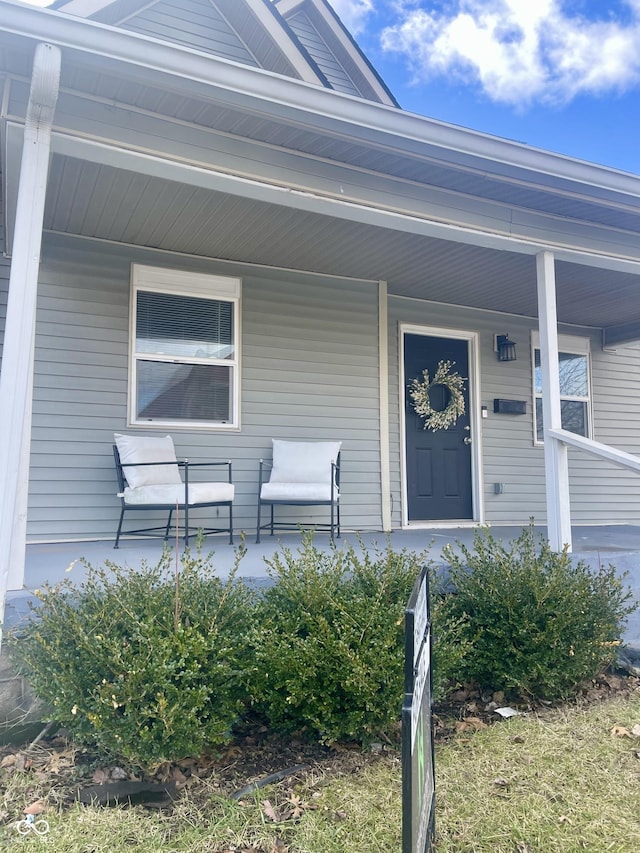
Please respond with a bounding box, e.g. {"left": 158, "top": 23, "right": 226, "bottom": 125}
{"left": 0, "top": 44, "right": 61, "bottom": 630}
{"left": 378, "top": 280, "right": 392, "bottom": 531}
{"left": 536, "top": 251, "right": 572, "bottom": 551}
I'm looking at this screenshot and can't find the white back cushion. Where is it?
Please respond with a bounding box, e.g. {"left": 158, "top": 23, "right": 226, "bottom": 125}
{"left": 269, "top": 439, "right": 341, "bottom": 484}
{"left": 114, "top": 433, "right": 182, "bottom": 488}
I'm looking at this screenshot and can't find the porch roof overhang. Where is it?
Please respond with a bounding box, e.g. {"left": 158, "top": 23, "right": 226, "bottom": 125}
{"left": 2, "top": 0, "right": 640, "bottom": 342}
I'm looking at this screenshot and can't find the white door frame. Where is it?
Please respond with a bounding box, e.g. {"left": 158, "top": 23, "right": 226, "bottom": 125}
{"left": 399, "top": 324, "right": 484, "bottom": 528}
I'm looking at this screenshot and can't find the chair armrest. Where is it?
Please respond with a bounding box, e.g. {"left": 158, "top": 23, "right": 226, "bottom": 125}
{"left": 180, "top": 460, "right": 233, "bottom": 484}
{"left": 119, "top": 459, "right": 178, "bottom": 468}
{"left": 258, "top": 458, "right": 270, "bottom": 491}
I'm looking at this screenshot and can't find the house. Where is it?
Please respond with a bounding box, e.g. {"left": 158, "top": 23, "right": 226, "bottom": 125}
{"left": 3, "top": 0, "right": 640, "bottom": 625}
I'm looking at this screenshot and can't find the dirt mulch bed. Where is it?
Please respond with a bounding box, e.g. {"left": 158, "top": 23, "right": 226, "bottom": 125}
{"left": 1, "top": 668, "right": 638, "bottom": 813}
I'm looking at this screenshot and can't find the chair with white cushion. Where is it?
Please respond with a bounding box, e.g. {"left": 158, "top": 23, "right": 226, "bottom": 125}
{"left": 113, "top": 433, "right": 234, "bottom": 548}
{"left": 256, "top": 439, "right": 341, "bottom": 544}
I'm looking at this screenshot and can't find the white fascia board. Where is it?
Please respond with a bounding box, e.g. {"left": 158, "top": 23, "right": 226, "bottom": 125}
{"left": 3, "top": 0, "right": 640, "bottom": 205}
{"left": 305, "top": 0, "right": 397, "bottom": 105}
{"left": 243, "top": 0, "right": 325, "bottom": 85}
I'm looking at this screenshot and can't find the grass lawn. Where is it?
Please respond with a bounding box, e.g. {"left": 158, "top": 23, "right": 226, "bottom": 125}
{"left": 1, "top": 691, "right": 639, "bottom": 852}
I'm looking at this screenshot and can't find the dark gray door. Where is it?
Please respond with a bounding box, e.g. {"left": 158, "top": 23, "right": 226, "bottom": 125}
{"left": 404, "top": 333, "right": 473, "bottom": 521}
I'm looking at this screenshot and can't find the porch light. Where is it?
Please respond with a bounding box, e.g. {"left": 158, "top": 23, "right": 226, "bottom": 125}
{"left": 496, "top": 334, "right": 517, "bottom": 362}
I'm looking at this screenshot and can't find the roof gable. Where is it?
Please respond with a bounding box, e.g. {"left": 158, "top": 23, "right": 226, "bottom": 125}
{"left": 275, "top": 0, "right": 398, "bottom": 106}
{"left": 54, "top": 0, "right": 326, "bottom": 85}
{"left": 54, "top": 0, "right": 397, "bottom": 104}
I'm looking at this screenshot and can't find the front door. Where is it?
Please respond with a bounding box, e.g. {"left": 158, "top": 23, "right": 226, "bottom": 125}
{"left": 404, "top": 333, "right": 473, "bottom": 522}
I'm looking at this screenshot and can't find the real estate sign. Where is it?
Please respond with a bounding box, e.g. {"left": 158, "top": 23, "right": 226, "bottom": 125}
{"left": 402, "top": 566, "right": 435, "bottom": 853}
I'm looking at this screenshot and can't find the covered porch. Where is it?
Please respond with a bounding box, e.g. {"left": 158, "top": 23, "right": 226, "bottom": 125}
{"left": 7, "top": 524, "right": 640, "bottom": 651}
{"left": 3, "top": 1, "right": 640, "bottom": 630}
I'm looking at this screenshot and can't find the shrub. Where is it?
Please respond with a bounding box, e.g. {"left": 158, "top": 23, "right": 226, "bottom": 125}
{"left": 10, "top": 547, "right": 253, "bottom": 769}
{"left": 247, "top": 535, "right": 430, "bottom": 743}
{"left": 439, "top": 524, "right": 636, "bottom": 699}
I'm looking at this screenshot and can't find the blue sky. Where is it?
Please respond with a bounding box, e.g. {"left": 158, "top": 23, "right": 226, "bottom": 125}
{"left": 22, "top": 0, "right": 640, "bottom": 174}
{"left": 331, "top": 0, "right": 640, "bottom": 174}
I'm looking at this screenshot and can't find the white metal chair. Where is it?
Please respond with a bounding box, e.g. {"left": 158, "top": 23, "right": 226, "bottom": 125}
{"left": 256, "top": 439, "right": 341, "bottom": 543}
{"left": 113, "top": 433, "right": 234, "bottom": 548}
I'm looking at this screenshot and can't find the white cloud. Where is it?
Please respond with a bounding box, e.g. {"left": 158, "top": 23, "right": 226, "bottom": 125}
{"left": 381, "top": 0, "right": 640, "bottom": 107}
{"left": 329, "top": 0, "right": 375, "bottom": 35}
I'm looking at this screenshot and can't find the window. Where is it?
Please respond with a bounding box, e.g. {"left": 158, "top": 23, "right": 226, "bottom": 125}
{"left": 129, "top": 265, "right": 240, "bottom": 429}
{"left": 532, "top": 333, "right": 591, "bottom": 443}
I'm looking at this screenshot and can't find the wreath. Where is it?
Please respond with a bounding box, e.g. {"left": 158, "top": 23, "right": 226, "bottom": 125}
{"left": 409, "top": 360, "right": 466, "bottom": 431}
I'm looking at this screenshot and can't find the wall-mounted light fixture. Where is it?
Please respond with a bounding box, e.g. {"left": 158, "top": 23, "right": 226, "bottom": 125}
{"left": 495, "top": 334, "right": 517, "bottom": 362}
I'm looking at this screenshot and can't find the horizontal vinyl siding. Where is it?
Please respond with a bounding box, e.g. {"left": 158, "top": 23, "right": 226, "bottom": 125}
{"left": 119, "top": 0, "right": 260, "bottom": 67}
{"left": 287, "top": 10, "right": 360, "bottom": 96}
{"left": 27, "top": 235, "right": 382, "bottom": 541}
{"left": 388, "top": 296, "right": 640, "bottom": 528}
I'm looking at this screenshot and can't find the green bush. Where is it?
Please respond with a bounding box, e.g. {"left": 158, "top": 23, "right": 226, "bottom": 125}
{"left": 10, "top": 548, "right": 253, "bottom": 769}
{"left": 439, "top": 524, "right": 636, "bottom": 699}
{"left": 247, "top": 536, "right": 429, "bottom": 743}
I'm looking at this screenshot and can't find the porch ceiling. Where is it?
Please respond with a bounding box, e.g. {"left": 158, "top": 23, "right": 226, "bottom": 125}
{"left": 40, "top": 155, "right": 640, "bottom": 331}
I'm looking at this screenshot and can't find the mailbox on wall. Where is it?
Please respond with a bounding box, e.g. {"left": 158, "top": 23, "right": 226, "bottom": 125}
{"left": 493, "top": 399, "right": 527, "bottom": 415}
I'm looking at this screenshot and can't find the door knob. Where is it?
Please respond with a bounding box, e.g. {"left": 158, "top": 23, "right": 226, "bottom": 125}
{"left": 463, "top": 436, "right": 472, "bottom": 445}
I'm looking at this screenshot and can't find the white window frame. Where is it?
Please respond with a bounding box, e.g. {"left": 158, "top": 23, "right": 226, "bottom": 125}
{"left": 531, "top": 332, "right": 592, "bottom": 446}
{"left": 128, "top": 264, "right": 241, "bottom": 430}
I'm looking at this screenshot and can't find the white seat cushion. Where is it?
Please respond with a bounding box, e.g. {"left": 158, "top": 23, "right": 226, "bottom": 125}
{"left": 122, "top": 482, "right": 235, "bottom": 506}
{"left": 115, "top": 433, "right": 181, "bottom": 489}
{"left": 269, "top": 439, "right": 341, "bottom": 485}
{"left": 260, "top": 482, "right": 337, "bottom": 502}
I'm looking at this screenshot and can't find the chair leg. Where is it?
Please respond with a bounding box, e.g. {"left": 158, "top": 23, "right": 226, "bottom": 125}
{"left": 163, "top": 509, "right": 174, "bottom": 541}
{"left": 256, "top": 498, "right": 262, "bottom": 544}
{"left": 229, "top": 503, "right": 233, "bottom": 545}
{"left": 114, "top": 506, "right": 126, "bottom": 549}
{"left": 330, "top": 501, "right": 335, "bottom": 545}
{"left": 337, "top": 501, "right": 341, "bottom": 538}
{"left": 184, "top": 502, "right": 189, "bottom": 548}
{"left": 270, "top": 504, "right": 275, "bottom": 536}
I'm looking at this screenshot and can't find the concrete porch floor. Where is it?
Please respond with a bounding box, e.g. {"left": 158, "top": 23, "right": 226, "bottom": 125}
{"left": 7, "top": 524, "right": 640, "bottom": 649}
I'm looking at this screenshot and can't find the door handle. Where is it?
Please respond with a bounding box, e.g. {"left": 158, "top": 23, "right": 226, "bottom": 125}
{"left": 463, "top": 436, "right": 472, "bottom": 445}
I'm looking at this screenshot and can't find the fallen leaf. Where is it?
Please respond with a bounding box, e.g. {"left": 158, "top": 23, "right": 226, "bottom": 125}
{"left": 492, "top": 777, "right": 509, "bottom": 788}
{"left": 171, "top": 766, "right": 189, "bottom": 787}
{"left": 611, "top": 725, "right": 632, "bottom": 738}
{"left": 558, "top": 815, "right": 573, "bottom": 825}
{"left": 0, "top": 754, "right": 16, "bottom": 769}
{"left": 631, "top": 724, "right": 640, "bottom": 737}
{"left": 24, "top": 800, "right": 46, "bottom": 815}
{"left": 515, "top": 843, "right": 533, "bottom": 853}
{"left": 262, "top": 799, "right": 280, "bottom": 822}
{"left": 110, "top": 766, "right": 128, "bottom": 780}
{"left": 455, "top": 717, "right": 487, "bottom": 733}
{"left": 92, "top": 768, "right": 109, "bottom": 784}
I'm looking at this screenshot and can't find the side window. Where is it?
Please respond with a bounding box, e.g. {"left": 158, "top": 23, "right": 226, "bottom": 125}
{"left": 129, "top": 265, "right": 240, "bottom": 429}
{"left": 532, "top": 334, "right": 591, "bottom": 443}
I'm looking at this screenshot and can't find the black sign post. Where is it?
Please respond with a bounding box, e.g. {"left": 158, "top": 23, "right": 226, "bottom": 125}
{"left": 402, "top": 566, "right": 435, "bottom": 853}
